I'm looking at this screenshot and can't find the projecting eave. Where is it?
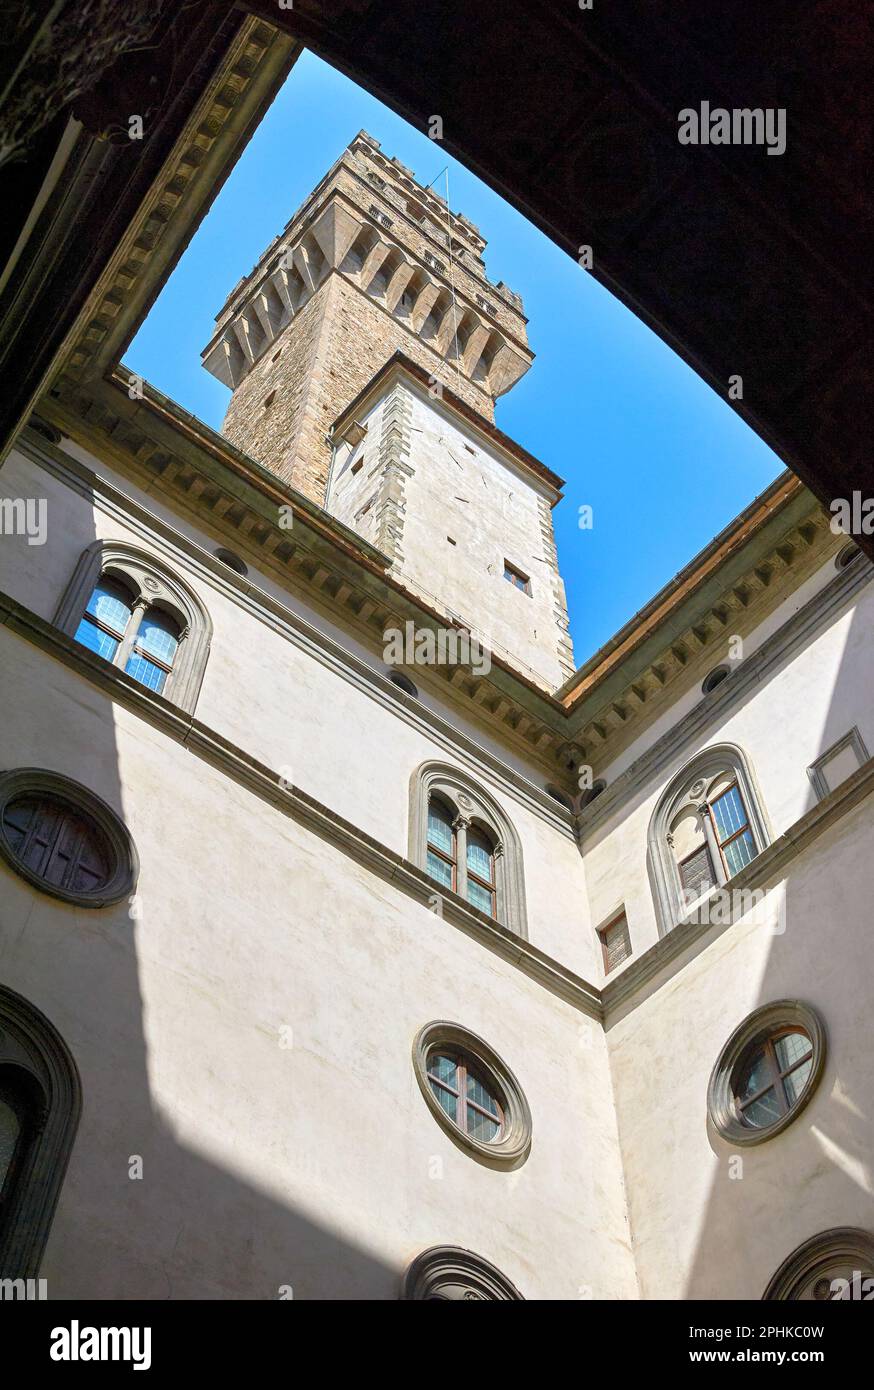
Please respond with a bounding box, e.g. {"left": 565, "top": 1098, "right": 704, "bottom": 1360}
{"left": 557, "top": 474, "right": 842, "bottom": 771}
{"left": 38, "top": 372, "right": 579, "bottom": 780}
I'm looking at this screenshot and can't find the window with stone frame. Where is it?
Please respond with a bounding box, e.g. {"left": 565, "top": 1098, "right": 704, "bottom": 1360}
{"left": 53, "top": 541, "right": 212, "bottom": 714}
{"left": 648, "top": 744, "right": 770, "bottom": 935}
{"left": 412, "top": 763, "right": 528, "bottom": 938}
{"left": 0, "top": 984, "right": 81, "bottom": 1278}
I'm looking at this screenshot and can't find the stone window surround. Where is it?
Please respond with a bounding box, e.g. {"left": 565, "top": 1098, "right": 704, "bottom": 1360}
{"left": 806, "top": 726, "right": 869, "bottom": 803}
{"left": 0, "top": 767, "right": 139, "bottom": 909}
{"left": 412, "top": 1020, "right": 532, "bottom": 1167}
{"left": 53, "top": 540, "right": 212, "bottom": 715}
{"left": 410, "top": 761, "right": 528, "bottom": 938}
{"left": 401, "top": 1245, "right": 524, "bottom": 1300}
{"left": 763, "top": 1227, "right": 874, "bottom": 1300}
{"left": 0, "top": 983, "right": 81, "bottom": 1278}
{"left": 707, "top": 999, "right": 827, "bottom": 1148}
{"left": 647, "top": 742, "right": 771, "bottom": 938}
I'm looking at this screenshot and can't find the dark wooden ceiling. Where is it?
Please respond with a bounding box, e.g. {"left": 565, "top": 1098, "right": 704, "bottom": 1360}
{"left": 1, "top": 0, "right": 871, "bottom": 539}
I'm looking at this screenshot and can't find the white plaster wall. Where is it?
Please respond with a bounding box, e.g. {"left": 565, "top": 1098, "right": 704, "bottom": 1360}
{"left": 0, "top": 444, "right": 597, "bottom": 977}
{"left": 582, "top": 570, "right": 874, "bottom": 972}
{"left": 605, "top": 798, "right": 874, "bottom": 1299}
{"left": 0, "top": 631, "right": 634, "bottom": 1300}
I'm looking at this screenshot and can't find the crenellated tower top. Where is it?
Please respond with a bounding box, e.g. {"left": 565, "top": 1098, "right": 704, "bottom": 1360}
{"left": 201, "top": 131, "right": 534, "bottom": 503}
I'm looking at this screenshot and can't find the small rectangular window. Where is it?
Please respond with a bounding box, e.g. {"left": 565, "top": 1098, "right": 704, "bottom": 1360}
{"left": 598, "top": 912, "right": 632, "bottom": 974}
{"left": 807, "top": 727, "right": 869, "bottom": 801}
{"left": 503, "top": 561, "right": 531, "bottom": 594}
{"left": 350, "top": 456, "right": 364, "bottom": 475}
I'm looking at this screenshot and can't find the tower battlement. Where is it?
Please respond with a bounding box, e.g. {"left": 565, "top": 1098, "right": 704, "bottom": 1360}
{"left": 201, "top": 132, "right": 534, "bottom": 503}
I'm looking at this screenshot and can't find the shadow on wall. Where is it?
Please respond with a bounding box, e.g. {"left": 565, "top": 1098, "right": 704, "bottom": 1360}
{"left": 0, "top": 484, "right": 397, "bottom": 1299}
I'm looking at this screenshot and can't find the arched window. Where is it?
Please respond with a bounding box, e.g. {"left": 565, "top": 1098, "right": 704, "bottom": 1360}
{"left": 0, "top": 985, "right": 81, "bottom": 1278}
{"left": 648, "top": 744, "right": 770, "bottom": 935}
{"left": 411, "top": 763, "right": 527, "bottom": 937}
{"left": 54, "top": 542, "right": 212, "bottom": 713}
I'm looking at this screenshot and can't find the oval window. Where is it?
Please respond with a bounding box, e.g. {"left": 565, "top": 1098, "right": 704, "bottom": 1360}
{"left": 413, "top": 1021, "right": 531, "bottom": 1165}
{"left": 0, "top": 770, "right": 138, "bottom": 908}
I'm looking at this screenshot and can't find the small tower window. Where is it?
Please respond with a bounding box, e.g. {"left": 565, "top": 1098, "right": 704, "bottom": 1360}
{"left": 503, "top": 561, "right": 531, "bottom": 595}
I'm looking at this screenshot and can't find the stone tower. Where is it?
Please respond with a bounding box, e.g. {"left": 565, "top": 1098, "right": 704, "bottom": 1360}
{"left": 201, "top": 130, "right": 533, "bottom": 506}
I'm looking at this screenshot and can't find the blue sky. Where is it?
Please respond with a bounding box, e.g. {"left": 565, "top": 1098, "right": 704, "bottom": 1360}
{"left": 128, "top": 50, "right": 783, "bottom": 665}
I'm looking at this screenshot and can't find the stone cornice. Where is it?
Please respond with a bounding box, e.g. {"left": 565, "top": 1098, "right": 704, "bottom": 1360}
{"left": 15, "top": 425, "right": 577, "bottom": 834}
{"left": 562, "top": 489, "right": 840, "bottom": 770}
{"left": 601, "top": 754, "right": 874, "bottom": 1025}
{"left": 577, "top": 552, "right": 872, "bottom": 840}
{"left": 35, "top": 369, "right": 847, "bottom": 794}
{"left": 0, "top": 588, "right": 599, "bottom": 1021}
{"left": 3, "top": 580, "right": 871, "bottom": 1031}
{"left": 35, "top": 389, "right": 574, "bottom": 772}
{"left": 59, "top": 15, "right": 301, "bottom": 389}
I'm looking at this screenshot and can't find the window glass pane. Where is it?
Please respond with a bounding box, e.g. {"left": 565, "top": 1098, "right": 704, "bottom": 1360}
{"left": 124, "top": 652, "right": 169, "bottom": 693}
{"left": 466, "top": 878, "right": 493, "bottom": 915}
{"left": 429, "top": 1054, "right": 457, "bottom": 1087}
{"left": 774, "top": 1031, "right": 810, "bottom": 1073}
{"left": 722, "top": 828, "right": 756, "bottom": 877}
{"left": 0, "top": 1097, "right": 21, "bottom": 1197}
{"left": 1, "top": 795, "right": 112, "bottom": 894}
{"left": 783, "top": 1058, "right": 813, "bottom": 1106}
{"left": 466, "top": 1072, "right": 500, "bottom": 1118}
{"left": 711, "top": 785, "right": 747, "bottom": 842}
{"left": 427, "top": 799, "right": 453, "bottom": 855}
{"left": 136, "top": 611, "right": 180, "bottom": 665}
{"left": 466, "top": 1107, "right": 500, "bottom": 1142}
{"left": 737, "top": 1047, "right": 772, "bottom": 1102}
{"left": 1, "top": 798, "right": 33, "bottom": 850}
{"left": 85, "top": 578, "right": 132, "bottom": 635}
{"left": 742, "top": 1087, "right": 783, "bottom": 1128}
{"left": 466, "top": 829, "right": 492, "bottom": 881}
{"left": 428, "top": 1078, "right": 457, "bottom": 1123}
{"left": 74, "top": 618, "right": 120, "bottom": 663}
{"left": 426, "top": 850, "right": 453, "bottom": 889}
